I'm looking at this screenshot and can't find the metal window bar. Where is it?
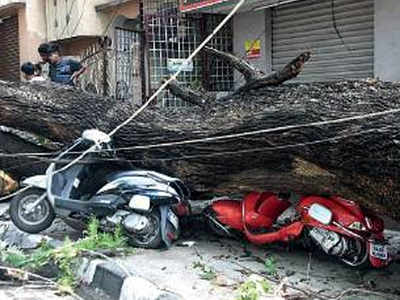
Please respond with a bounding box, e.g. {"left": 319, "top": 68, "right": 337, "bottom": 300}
{"left": 115, "top": 28, "right": 141, "bottom": 102}
{"left": 143, "top": 0, "right": 233, "bottom": 108}
{"left": 78, "top": 30, "right": 142, "bottom": 103}
{"left": 204, "top": 14, "right": 234, "bottom": 92}
{"left": 79, "top": 42, "right": 105, "bottom": 95}
{"left": 144, "top": 0, "right": 202, "bottom": 107}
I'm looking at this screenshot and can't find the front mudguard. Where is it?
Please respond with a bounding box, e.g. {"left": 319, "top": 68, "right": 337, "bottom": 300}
{"left": 159, "top": 205, "right": 180, "bottom": 248}
{"left": 245, "top": 221, "right": 305, "bottom": 245}
{"left": 21, "top": 175, "right": 47, "bottom": 190}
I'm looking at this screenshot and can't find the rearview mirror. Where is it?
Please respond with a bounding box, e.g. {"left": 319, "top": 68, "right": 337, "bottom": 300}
{"left": 82, "top": 129, "right": 111, "bottom": 144}
{"left": 309, "top": 203, "right": 332, "bottom": 225}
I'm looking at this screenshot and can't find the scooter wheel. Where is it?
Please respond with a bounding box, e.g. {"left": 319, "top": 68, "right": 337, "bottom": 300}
{"left": 340, "top": 238, "right": 370, "bottom": 269}
{"left": 10, "top": 188, "right": 55, "bottom": 234}
{"left": 204, "top": 208, "right": 232, "bottom": 238}
{"left": 126, "top": 210, "right": 163, "bottom": 249}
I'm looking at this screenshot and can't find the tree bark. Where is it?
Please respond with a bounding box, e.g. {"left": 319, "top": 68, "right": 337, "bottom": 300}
{"left": 0, "top": 58, "right": 400, "bottom": 221}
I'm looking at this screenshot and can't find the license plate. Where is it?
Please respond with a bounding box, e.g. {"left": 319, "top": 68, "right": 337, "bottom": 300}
{"left": 168, "top": 210, "right": 179, "bottom": 230}
{"left": 370, "top": 243, "right": 388, "bottom": 260}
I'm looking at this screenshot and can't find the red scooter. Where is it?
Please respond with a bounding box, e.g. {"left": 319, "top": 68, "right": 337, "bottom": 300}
{"left": 204, "top": 192, "right": 391, "bottom": 268}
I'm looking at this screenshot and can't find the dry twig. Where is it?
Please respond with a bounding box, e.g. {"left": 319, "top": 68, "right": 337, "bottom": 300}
{"left": 229, "top": 260, "right": 400, "bottom": 300}
{"left": 0, "top": 266, "right": 84, "bottom": 300}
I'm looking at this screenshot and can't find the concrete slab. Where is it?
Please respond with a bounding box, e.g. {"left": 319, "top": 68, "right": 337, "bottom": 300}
{"left": 103, "top": 234, "right": 400, "bottom": 300}
{"left": 0, "top": 287, "right": 76, "bottom": 300}
{"left": 1, "top": 200, "right": 399, "bottom": 300}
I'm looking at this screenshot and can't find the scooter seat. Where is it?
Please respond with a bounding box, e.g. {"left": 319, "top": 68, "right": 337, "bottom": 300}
{"left": 257, "top": 192, "right": 291, "bottom": 223}
{"left": 244, "top": 192, "right": 275, "bottom": 229}
{"left": 51, "top": 173, "right": 67, "bottom": 195}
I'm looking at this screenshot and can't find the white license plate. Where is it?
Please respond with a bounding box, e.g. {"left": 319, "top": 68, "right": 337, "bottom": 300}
{"left": 168, "top": 210, "right": 179, "bottom": 229}
{"left": 370, "top": 243, "right": 388, "bottom": 260}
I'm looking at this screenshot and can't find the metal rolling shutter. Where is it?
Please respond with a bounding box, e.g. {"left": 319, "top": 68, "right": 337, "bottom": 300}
{"left": 272, "top": 0, "right": 374, "bottom": 82}
{"left": 0, "top": 15, "right": 20, "bottom": 81}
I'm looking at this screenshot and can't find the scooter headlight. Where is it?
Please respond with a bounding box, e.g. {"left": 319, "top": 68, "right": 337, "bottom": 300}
{"left": 348, "top": 222, "right": 367, "bottom": 231}
{"left": 129, "top": 195, "right": 150, "bottom": 211}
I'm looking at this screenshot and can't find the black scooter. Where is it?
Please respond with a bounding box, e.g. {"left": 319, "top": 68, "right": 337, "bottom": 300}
{"left": 10, "top": 129, "right": 190, "bottom": 248}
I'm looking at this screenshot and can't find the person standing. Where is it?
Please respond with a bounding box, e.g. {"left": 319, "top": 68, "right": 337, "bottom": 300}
{"left": 20, "top": 62, "right": 46, "bottom": 82}
{"left": 37, "top": 43, "right": 86, "bottom": 86}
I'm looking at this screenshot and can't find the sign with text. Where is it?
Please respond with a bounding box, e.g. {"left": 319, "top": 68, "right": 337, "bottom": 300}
{"left": 180, "top": 0, "right": 231, "bottom": 12}
{"left": 167, "top": 58, "right": 194, "bottom": 73}
{"left": 245, "top": 39, "right": 261, "bottom": 59}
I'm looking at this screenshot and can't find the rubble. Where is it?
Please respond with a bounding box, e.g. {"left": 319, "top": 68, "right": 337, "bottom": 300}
{"left": 0, "top": 221, "right": 45, "bottom": 249}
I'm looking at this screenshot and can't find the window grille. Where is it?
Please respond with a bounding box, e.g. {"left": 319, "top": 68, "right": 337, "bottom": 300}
{"left": 143, "top": 0, "right": 233, "bottom": 108}
{"left": 144, "top": 0, "right": 202, "bottom": 107}
{"left": 78, "top": 30, "right": 142, "bottom": 104}
{"left": 204, "top": 14, "right": 234, "bottom": 92}
{"left": 115, "top": 28, "right": 141, "bottom": 102}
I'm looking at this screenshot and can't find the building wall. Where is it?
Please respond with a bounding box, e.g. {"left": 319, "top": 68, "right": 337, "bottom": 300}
{"left": 60, "top": 37, "right": 100, "bottom": 57}
{"left": 233, "top": 9, "right": 268, "bottom": 86}
{"left": 375, "top": 0, "right": 400, "bottom": 81}
{"left": 0, "top": 15, "right": 19, "bottom": 81}
{"left": 0, "top": 0, "right": 24, "bottom": 6}
{"left": 17, "top": 1, "right": 46, "bottom": 66}
{"left": 45, "top": 0, "right": 140, "bottom": 41}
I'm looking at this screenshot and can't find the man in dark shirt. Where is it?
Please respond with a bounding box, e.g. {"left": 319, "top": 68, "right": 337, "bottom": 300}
{"left": 38, "top": 43, "right": 86, "bottom": 86}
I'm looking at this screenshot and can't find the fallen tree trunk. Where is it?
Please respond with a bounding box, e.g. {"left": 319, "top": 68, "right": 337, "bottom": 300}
{"left": 1, "top": 51, "right": 400, "bottom": 221}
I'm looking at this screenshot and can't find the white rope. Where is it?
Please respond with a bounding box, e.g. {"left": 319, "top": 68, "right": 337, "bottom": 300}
{"left": 117, "top": 127, "right": 390, "bottom": 161}
{"left": 49, "top": 0, "right": 246, "bottom": 175}
{"left": 113, "top": 108, "right": 400, "bottom": 151}
{"left": 1, "top": 106, "right": 399, "bottom": 157}
{"left": 0, "top": 185, "right": 31, "bottom": 202}
{"left": 108, "top": 0, "right": 246, "bottom": 137}
{"left": 5, "top": 126, "right": 389, "bottom": 163}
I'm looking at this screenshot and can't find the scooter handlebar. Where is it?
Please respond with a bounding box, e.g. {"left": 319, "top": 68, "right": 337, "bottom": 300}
{"left": 46, "top": 163, "right": 56, "bottom": 206}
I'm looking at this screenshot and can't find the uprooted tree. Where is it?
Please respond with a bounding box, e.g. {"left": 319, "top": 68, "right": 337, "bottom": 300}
{"left": 1, "top": 47, "right": 400, "bottom": 221}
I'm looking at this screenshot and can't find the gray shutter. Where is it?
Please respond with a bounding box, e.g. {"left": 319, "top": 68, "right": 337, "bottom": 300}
{"left": 272, "top": 0, "right": 374, "bottom": 82}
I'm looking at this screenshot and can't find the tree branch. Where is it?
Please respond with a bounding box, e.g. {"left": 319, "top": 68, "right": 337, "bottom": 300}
{"left": 164, "top": 79, "right": 209, "bottom": 106}
{"left": 232, "top": 51, "right": 312, "bottom": 95}
{"left": 203, "top": 46, "right": 261, "bottom": 82}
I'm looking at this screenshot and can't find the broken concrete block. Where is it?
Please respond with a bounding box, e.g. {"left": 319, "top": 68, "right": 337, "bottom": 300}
{"left": 0, "top": 221, "right": 44, "bottom": 249}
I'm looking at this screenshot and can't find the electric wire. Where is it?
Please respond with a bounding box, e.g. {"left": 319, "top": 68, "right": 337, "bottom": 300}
{"left": 0, "top": 125, "right": 395, "bottom": 202}
{"left": 1, "top": 107, "right": 400, "bottom": 158}
{"left": 0, "top": 0, "right": 247, "bottom": 200}
{"left": 48, "top": 0, "right": 247, "bottom": 176}
{"left": 2, "top": 0, "right": 394, "bottom": 197}
{"left": 0, "top": 126, "right": 393, "bottom": 163}
{"left": 108, "top": 0, "right": 247, "bottom": 137}
{"left": 77, "top": 1, "right": 129, "bottom": 68}
{"left": 331, "top": 0, "right": 353, "bottom": 53}
{"left": 69, "top": 0, "right": 88, "bottom": 37}
{"left": 109, "top": 108, "right": 400, "bottom": 152}
{"left": 58, "top": 0, "right": 77, "bottom": 39}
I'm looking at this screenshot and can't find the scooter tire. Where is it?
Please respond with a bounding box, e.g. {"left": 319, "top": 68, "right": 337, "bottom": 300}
{"left": 10, "top": 188, "right": 55, "bottom": 234}
{"left": 339, "top": 237, "right": 371, "bottom": 269}
{"left": 127, "top": 210, "right": 163, "bottom": 249}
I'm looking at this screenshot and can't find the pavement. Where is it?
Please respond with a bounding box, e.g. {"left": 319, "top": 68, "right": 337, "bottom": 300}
{"left": 0, "top": 286, "right": 77, "bottom": 300}
{"left": 1, "top": 201, "right": 400, "bottom": 300}
{"left": 0, "top": 285, "right": 113, "bottom": 300}
{"left": 76, "top": 219, "right": 400, "bottom": 300}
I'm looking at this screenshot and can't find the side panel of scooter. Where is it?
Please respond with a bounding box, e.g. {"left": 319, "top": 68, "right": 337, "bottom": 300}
{"left": 22, "top": 175, "right": 47, "bottom": 190}
{"left": 298, "top": 196, "right": 367, "bottom": 231}
{"left": 257, "top": 192, "right": 291, "bottom": 222}
{"left": 212, "top": 200, "right": 243, "bottom": 230}
{"left": 245, "top": 221, "right": 304, "bottom": 245}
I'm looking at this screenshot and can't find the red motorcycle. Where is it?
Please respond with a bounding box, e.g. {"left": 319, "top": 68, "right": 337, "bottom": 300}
{"left": 203, "top": 192, "right": 391, "bottom": 268}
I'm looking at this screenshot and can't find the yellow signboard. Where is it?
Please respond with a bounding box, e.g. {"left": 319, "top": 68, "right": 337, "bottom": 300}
{"left": 245, "top": 39, "right": 261, "bottom": 59}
